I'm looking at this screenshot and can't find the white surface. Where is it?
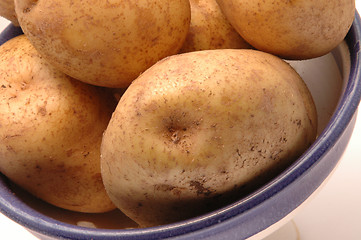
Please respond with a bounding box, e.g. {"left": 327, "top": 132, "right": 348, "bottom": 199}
{"left": 1, "top": 3, "right": 361, "bottom": 239}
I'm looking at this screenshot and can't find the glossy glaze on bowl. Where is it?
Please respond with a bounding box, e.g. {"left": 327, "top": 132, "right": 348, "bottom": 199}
{"left": 0, "top": 12, "right": 361, "bottom": 240}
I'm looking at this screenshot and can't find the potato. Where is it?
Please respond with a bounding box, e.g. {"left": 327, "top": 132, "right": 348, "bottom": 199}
{"left": 101, "top": 49, "right": 318, "bottom": 227}
{"left": 0, "top": 0, "right": 19, "bottom": 26}
{"left": 0, "top": 35, "right": 116, "bottom": 213}
{"left": 216, "top": 0, "right": 355, "bottom": 59}
{"left": 14, "top": 0, "right": 191, "bottom": 88}
{"left": 179, "top": 0, "right": 251, "bottom": 53}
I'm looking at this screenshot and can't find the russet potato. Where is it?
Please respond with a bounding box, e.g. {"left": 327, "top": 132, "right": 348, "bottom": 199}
{"left": 0, "top": 0, "right": 19, "bottom": 26}
{"left": 0, "top": 35, "right": 116, "bottom": 213}
{"left": 14, "top": 0, "right": 191, "bottom": 88}
{"left": 216, "top": 0, "right": 355, "bottom": 59}
{"left": 100, "top": 49, "right": 318, "bottom": 227}
{"left": 179, "top": 0, "right": 251, "bottom": 53}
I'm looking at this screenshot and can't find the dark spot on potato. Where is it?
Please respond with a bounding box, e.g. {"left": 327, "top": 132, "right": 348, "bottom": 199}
{"left": 171, "top": 188, "right": 183, "bottom": 197}
{"left": 123, "top": 174, "right": 129, "bottom": 181}
{"left": 154, "top": 184, "right": 175, "bottom": 192}
{"left": 4, "top": 134, "right": 21, "bottom": 139}
{"left": 189, "top": 180, "right": 213, "bottom": 196}
{"left": 22, "top": 0, "right": 38, "bottom": 13}
{"left": 82, "top": 151, "right": 90, "bottom": 157}
{"left": 37, "top": 106, "right": 47, "bottom": 116}
{"left": 236, "top": 148, "right": 241, "bottom": 156}
{"left": 170, "top": 131, "right": 180, "bottom": 144}
{"left": 6, "top": 145, "right": 15, "bottom": 152}
{"left": 66, "top": 149, "right": 73, "bottom": 157}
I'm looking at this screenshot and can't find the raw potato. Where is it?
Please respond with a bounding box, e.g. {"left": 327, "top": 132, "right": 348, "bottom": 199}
{"left": 14, "top": 0, "right": 191, "bottom": 88}
{"left": 0, "top": 35, "right": 116, "bottom": 213}
{"left": 179, "top": 0, "right": 251, "bottom": 53}
{"left": 101, "top": 49, "right": 318, "bottom": 227}
{"left": 0, "top": 0, "right": 19, "bottom": 26}
{"left": 216, "top": 0, "right": 355, "bottom": 59}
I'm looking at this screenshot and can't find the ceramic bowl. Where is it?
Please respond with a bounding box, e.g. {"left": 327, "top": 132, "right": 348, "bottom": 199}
{"left": 1, "top": 12, "right": 361, "bottom": 240}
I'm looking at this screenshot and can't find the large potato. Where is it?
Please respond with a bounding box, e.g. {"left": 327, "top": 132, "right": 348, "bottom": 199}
{"left": 179, "top": 0, "right": 250, "bottom": 53}
{"left": 14, "top": 0, "right": 191, "bottom": 88}
{"left": 101, "top": 49, "right": 318, "bottom": 227}
{"left": 0, "top": 35, "right": 116, "bottom": 213}
{"left": 0, "top": 0, "right": 19, "bottom": 26}
{"left": 216, "top": 0, "right": 355, "bottom": 59}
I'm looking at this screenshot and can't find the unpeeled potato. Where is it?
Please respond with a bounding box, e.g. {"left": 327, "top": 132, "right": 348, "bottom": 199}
{"left": 216, "top": 0, "right": 355, "bottom": 59}
{"left": 0, "top": 35, "right": 116, "bottom": 213}
{"left": 101, "top": 49, "right": 318, "bottom": 227}
{"left": 14, "top": 0, "right": 191, "bottom": 88}
{"left": 179, "top": 0, "right": 251, "bottom": 53}
{"left": 0, "top": 0, "right": 19, "bottom": 26}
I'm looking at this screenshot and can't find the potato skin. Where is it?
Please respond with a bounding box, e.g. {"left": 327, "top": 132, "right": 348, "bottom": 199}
{"left": 101, "top": 49, "right": 318, "bottom": 227}
{"left": 179, "top": 0, "right": 251, "bottom": 53}
{"left": 0, "top": 35, "right": 116, "bottom": 213}
{"left": 216, "top": 0, "right": 355, "bottom": 59}
{"left": 0, "top": 0, "right": 19, "bottom": 26}
{"left": 14, "top": 0, "right": 191, "bottom": 88}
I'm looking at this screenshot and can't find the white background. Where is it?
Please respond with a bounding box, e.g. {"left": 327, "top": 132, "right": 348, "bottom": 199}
{"left": 1, "top": 2, "right": 361, "bottom": 239}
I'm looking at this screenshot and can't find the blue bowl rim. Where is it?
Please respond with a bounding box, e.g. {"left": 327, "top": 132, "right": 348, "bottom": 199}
{"left": 1, "top": 12, "right": 361, "bottom": 240}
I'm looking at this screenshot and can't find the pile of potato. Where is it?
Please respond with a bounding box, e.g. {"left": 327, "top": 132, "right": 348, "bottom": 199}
{"left": 0, "top": 0, "right": 355, "bottom": 228}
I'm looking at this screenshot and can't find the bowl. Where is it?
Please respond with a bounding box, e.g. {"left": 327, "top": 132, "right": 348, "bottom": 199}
{"left": 1, "top": 12, "right": 361, "bottom": 240}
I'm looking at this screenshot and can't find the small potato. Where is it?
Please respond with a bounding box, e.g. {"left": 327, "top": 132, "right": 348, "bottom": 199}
{"left": 101, "top": 49, "right": 317, "bottom": 227}
{"left": 179, "top": 0, "right": 251, "bottom": 53}
{"left": 0, "top": 0, "right": 19, "bottom": 26}
{"left": 14, "top": 0, "right": 191, "bottom": 88}
{"left": 0, "top": 35, "right": 116, "bottom": 213}
{"left": 216, "top": 0, "right": 355, "bottom": 59}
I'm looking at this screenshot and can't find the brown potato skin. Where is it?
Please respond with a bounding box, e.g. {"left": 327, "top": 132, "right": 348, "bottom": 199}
{"left": 0, "top": 35, "right": 116, "bottom": 213}
{"left": 216, "top": 0, "right": 355, "bottom": 59}
{"left": 0, "top": 0, "right": 19, "bottom": 26}
{"left": 179, "top": 0, "right": 251, "bottom": 53}
{"left": 101, "top": 49, "right": 318, "bottom": 227}
{"left": 14, "top": 0, "right": 191, "bottom": 88}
